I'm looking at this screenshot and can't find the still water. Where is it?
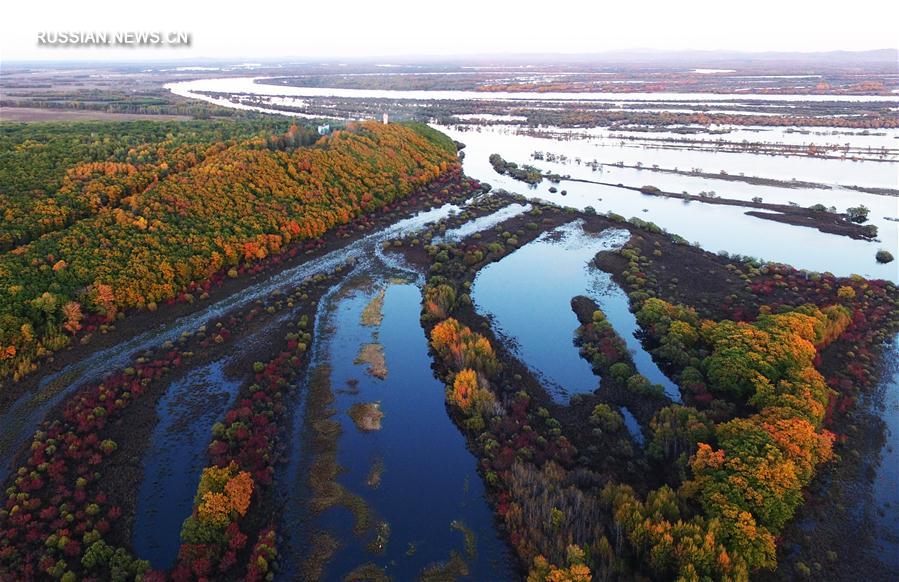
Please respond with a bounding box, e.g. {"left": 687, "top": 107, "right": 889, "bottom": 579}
{"left": 168, "top": 76, "right": 899, "bottom": 103}
{"left": 277, "top": 281, "right": 513, "bottom": 579}
{"left": 439, "top": 125, "right": 898, "bottom": 282}
{"left": 472, "top": 222, "right": 678, "bottom": 403}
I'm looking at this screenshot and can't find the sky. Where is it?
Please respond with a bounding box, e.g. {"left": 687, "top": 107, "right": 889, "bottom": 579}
{"left": 1, "top": 0, "right": 897, "bottom": 62}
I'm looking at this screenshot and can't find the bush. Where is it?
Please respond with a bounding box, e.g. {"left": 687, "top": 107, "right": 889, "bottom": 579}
{"left": 837, "top": 286, "right": 856, "bottom": 300}
{"left": 846, "top": 205, "right": 870, "bottom": 223}
{"left": 609, "top": 362, "right": 633, "bottom": 384}
{"left": 424, "top": 284, "right": 457, "bottom": 319}
{"left": 626, "top": 374, "right": 664, "bottom": 397}
{"left": 590, "top": 404, "right": 624, "bottom": 434}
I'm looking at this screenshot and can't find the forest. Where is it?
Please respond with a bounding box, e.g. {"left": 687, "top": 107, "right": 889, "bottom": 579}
{"left": 0, "top": 119, "right": 457, "bottom": 384}
{"left": 0, "top": 119, "right": 299, "bottom": 250}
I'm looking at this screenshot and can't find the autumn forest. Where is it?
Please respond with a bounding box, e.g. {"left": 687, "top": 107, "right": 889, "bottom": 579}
{"left": 0, "top": 120, "right": 456, "bottom": 383}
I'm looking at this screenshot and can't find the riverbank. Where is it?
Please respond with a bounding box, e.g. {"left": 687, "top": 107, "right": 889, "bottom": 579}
{"left": 565, "top": 177, "right": 877, "bottom": 240}
{"left": 592, "top": 161, "right": 899, "bottom": 197}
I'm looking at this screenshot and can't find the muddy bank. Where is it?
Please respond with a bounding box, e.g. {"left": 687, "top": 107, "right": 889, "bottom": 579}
{"left": 605, "top": 163, "right": 898, "bottom": 197}
{"left": 846, "top": 185, "right": 899, "bottom": 197}
{"left": 609, "top": 162, "right": 832, "bottom": 190}
{"left": 561, "top": 177, "right": 878, "bottom": 240}
{"left": 744, "top": 209, "right": 875, "bottom": 238}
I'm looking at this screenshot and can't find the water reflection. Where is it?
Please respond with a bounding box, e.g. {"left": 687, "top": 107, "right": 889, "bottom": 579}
{"left": 440, "top": 125, "right": 898, "bottom": 282}
{"left": 472, "top": 221, "right": 677, "bottom": 403}
{"left": 873, "top": 337, "right": 899, "bottom": 567}
{"left": 277, "top": 281, "right": 512, "bottom": 579}
{"left": 132, "top": 361, "right": 243, "bottom": 569}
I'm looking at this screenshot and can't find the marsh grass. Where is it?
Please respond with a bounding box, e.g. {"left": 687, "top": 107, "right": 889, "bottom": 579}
{"left": 366, "top": 457, "right": 385, "bottom": 489}
{"left": 361, "top": 289, "right": 386, "bottom": 327}
{"left": 355, "top": 343, "right": 388, "bottom": 379}
{"left": 348, "top": 402, "right": 385, "bottom": 431}
{"left": 301, "top": 532, "right": 340, "bottom": 581}
{"left": 343, "top": 562, "right": 390, "bottom": 582}
{"left": 420, "top": 551, "right": 470, "bottom": 581}
{"left": 450, "top": 519, "right": 478, "bottom": 559}
{"left": 306, "top": 364, "right": 375, "bottom": 541}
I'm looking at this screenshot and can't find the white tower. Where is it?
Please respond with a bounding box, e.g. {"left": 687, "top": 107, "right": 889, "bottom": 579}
{"left": 382, "top": 113, "right": 389, "bottom": 125}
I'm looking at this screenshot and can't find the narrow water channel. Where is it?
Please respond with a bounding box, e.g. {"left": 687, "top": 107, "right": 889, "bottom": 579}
{"left": 132, "top": 361, "right": 243, "bottom": 569}
{"left": 873, "top": 336, "right": 899, "bottom": 568}
{"left": 471, "top": 221, "right": 678, "bottom": 403}
{"left": 276, "top": 278, "right": 512, "bottom": 579}
{"left": 270, "top": 204, "right": 525, "bottom": 579}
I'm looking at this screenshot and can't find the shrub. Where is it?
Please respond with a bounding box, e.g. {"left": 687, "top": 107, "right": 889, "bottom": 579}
{"left": 837, "top": 285, "right": 856, "bottom": 300}
{"left": 183, "top": 464, "right": 254, "bottom": 539}
{"left": 609, "top": 362, "right": 633, "bottom": 384}
{"left": 424, "top": 284, "right": 457, "bottom": 319}
{"left": 846, "top": 205, "right": 870, "bottom": 223}
{"left": 590, "top": 404, "right": 624, "bottom": 434}
{"left": 431, "top": 318, "right": 499, "bottom": 377}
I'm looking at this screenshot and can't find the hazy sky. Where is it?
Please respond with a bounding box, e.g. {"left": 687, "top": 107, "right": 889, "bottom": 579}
{"left": 2, "top": 0, "right": 896, "bottom": 61}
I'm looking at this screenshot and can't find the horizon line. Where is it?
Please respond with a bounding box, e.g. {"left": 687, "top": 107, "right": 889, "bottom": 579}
{"left": 3, "top": 47, "right": 898, "bottom": 66}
